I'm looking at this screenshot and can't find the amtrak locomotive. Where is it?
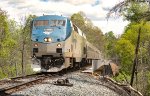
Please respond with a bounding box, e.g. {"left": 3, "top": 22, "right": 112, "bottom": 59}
{"left": 31, "top": 15, "right": 101, "bottom": 72}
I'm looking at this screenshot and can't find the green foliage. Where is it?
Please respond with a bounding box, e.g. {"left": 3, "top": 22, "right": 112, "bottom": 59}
{"left": 0, "top": 63, "right": 33, "bottom": 79}
{"left": 122, "top": 23, "right": 140, "bottom": 44}
{"left": 115, "top": 38, "right": 135, "bottom": 74}
{"left": 71, "top": 12, "right": 85, "bottom": 28}
{"left": 21, "top": 15, "right": 37, "bottom": 51}
{"left": 109, "top": 1, "right": 150, "bottom": 95}
{"left": 113, "top": 71, "right": 130, "bottom": 83}
{"left": 71, "top": 12, "right": 105, "bottom": 51}
{"left": 0, "top": 67, "right": 7, "bottom": 79}
{"left": 146, "top": 72, "right": 150, "bottom": 95}
{"left": 25, "top": 64, "right": 34, "bottom": 75}
{"left": 111, "top": 2, "right": 150, "bottom": 94}
{"left": 122, "top": 2, "right": 149, "bottom": 22}
{"left": 0, "top": 9, "right": 35, "bottom": 79}
{"left": 0, "top": 9, "right": 16, "bottom": 58}
{"left": 104, "top": 31, "right": 117, "bottom": 58}
{"left": 123, "top": 22, "right": 150, "bottom": 44}
{"left": 18, "top": 15, "right": 36, "bottom": 75}
{"left": 123, "top": 21, "right": 150, "bottom": 65}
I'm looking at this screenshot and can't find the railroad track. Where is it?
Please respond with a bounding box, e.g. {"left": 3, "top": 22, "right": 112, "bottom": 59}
{"left": 0, "top": 72, "right": 60, "bottom": 96}
{"left": 2, "top": 65, "right": 131, "bottom": 96}
{"left": 0, "top": 73, "right": 55, "bottom": 96}
{"left": 0, "top": 72, "right": 72, "bottom": 95}
{"left": 0, "top": 65, "right": 91, "bottom": 96}
{"left": 10, "top": 73, "right": 42, "bottom": 80}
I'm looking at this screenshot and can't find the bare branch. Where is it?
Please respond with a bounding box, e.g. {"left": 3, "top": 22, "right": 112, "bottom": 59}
{"left": 107, "top": 0, "right": 150, "bottom": 19}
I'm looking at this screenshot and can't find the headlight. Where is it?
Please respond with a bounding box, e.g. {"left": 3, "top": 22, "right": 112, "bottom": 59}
{"left": 47, "top": 38, "right": 52, "bottom": 42}
{"left": 34, "top": 43, "right": 38, "bottom": 47}
{"left": 44, "top": 38, "right": 47, "bottom": 42}
{"left": 44, "top": 37, "right": 52, "bottom": 42}
{"left": 57, "top": 43, "right": 61, "bottom": 47}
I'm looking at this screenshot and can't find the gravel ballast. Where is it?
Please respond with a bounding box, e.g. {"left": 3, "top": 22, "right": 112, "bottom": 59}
{"left": 11, "top": 71, "right": 129, "bottom": 96}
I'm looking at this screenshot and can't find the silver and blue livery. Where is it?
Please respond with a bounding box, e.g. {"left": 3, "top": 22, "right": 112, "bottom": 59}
{"left": 31, "top": 15, "right": 102, "bottom": 72}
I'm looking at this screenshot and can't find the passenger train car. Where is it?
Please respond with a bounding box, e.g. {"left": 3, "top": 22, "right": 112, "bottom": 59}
{"left": 31, "top": 15, "right": 102, "bottom": 72}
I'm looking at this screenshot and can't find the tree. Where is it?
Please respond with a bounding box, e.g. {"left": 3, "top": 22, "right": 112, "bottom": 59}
{"left": 71, "top": 12, "right": 105, "bottom": 51}
{"left": 71, "top": 12, "right": 85, "bottom": 28}
{"left": 107, "top": 0, "right": 150, "bottom": 20}
{"left": 122, "top": 21, "right": 150, "bottom": 95}
{"left": 0, "top": 9, "right": 17, "bottom": 78}
{"left": 104, "top": 31, "right": 117, "bottom": 59}
{"left": 122, "top": 2, "right": 149, "bottom": 22}
{"left": 0, "top": 9, "right": 16, "bottom": 58}
{"left": 109, "top": 0, "right": 150, "bottom": 94}
{"left": 20, "top": 15, "right": 36, "bottom": 76}
{"left": 115, "top": 38, "right": 135, "bottom": 74}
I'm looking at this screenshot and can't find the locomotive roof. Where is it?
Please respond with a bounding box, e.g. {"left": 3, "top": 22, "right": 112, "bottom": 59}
{"left": 34, "top": 15, "right": 68, "bottom": 20}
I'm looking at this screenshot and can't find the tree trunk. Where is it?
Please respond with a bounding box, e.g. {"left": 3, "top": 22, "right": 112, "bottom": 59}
{"left": 130, "top": 26, "right": 141, "bottom": 86}
{"left": 21, "top": 41, "right": 25, "bottom": 76}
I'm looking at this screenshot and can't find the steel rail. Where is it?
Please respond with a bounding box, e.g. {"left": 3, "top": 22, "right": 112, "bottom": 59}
{"left": 0, "top": 75, "right": 49, "bottom": 96}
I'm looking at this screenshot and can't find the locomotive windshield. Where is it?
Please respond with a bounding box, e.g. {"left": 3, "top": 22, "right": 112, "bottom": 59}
{"left": 34, "top": 20, "right": 66, "bottom": 27}
{"left": 50, "top": 20, "right": 65, "bottom": 26}
{"left": 34, "top": 20, "right": 49, "bottom": 26}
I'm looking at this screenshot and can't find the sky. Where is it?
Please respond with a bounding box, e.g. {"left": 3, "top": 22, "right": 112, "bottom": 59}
{"left": 0, "top": 0, "right": 129, "bottom": 35}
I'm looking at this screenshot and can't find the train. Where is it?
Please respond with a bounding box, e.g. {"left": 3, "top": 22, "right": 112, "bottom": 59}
{"left": 31, "top": 15, "right": 102, "bottom": 72}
